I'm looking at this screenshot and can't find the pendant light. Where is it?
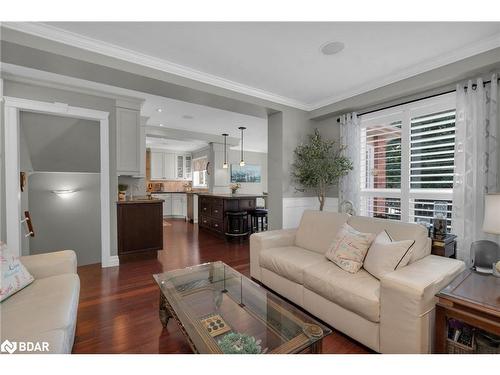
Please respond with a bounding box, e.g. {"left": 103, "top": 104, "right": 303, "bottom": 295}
{"left": 222, "top": 133, "right": 229, "bottom": 169}
{"left": 238, "top": 126, "right": 246, "bottom": 166}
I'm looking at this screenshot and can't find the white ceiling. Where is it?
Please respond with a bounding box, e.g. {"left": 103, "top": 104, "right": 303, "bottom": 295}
{"left": 25, "top": 22, "right": 500, "bottom": 109}
{"left": 143, "top": 95, "right": 267, "bottom": 153}
{"left": 146, "top": 137, "right": 208, "bottom": 152}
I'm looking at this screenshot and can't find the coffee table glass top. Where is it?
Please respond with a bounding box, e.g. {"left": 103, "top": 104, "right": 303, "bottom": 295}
{"left": 153, "top": 261, "right": 331, "bottom": 354}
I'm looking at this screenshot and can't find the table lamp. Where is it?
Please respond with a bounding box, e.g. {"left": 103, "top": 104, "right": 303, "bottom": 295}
{"left": 471, "top": 194, "right": 500, "bottom": 273}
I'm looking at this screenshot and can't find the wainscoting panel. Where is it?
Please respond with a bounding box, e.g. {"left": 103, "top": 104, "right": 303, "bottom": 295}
{"left": 282, "top": 197, "right": 338, "bottom": 229}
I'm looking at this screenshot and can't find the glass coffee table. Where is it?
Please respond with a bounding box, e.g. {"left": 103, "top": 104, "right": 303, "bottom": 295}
{"left": 153, "top": 261, "right": 331, "bottom": 354}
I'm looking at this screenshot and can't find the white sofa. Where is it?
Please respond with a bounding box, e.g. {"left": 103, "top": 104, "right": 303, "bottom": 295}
{"left": 1, "top": 250, "right": 80, "bottom": 354}
{"left": 250, "top": 210, "right": 465, "bottom": 353}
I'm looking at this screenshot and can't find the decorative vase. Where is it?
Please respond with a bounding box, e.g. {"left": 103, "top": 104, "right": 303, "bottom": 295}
{"left": 118, "top": 191, "right": 127, "bottom": 201}
{"left": 231, "top": 188, "right": 238, "bottom": 194}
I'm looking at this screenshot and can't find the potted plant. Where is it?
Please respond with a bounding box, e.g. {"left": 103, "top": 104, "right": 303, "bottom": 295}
{"left": 118, "top": 184, "right": 128, "bottom": 201}
{"left": 229, "top": 182, "right": 241, "bottom": 194}
{"left": 292, "top": 129, "right": 352, "bottom": 211}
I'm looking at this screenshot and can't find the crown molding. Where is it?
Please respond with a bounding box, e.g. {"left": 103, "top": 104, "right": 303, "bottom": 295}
{"left": 308, "top": 31, "right": 500, "bottom": 111}
{"left": 2, "top": 22, "right": 309, "bottom": 111}
{"left": 3, "top": 22, "right": 500, "bottom": 113}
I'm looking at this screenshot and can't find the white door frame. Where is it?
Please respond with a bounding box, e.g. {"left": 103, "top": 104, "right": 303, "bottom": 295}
{"left": 3, "top": 96, "right": 115, "bottom": 267}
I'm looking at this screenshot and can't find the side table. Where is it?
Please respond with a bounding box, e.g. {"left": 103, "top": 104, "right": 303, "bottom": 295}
{"left": 435, "top": 270, "right": 500, "bottom": 353}
{"left": 431, "top": 234, "right": 457, "bottom": 258}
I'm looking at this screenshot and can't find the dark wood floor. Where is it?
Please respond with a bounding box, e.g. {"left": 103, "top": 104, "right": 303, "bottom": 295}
{"left": 73, "top": 220, "right": 370, "bottom": 354}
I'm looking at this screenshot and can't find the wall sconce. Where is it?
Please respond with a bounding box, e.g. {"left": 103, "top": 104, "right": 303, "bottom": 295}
{"left": 52, "top": 189, "right": 77, "bottom": 199}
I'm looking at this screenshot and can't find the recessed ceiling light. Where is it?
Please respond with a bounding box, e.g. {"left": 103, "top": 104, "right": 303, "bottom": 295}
{"left": 320, "top": 41, "right": 345, "bottom": 56}
{"left": 183, "top": 115, "right": 194, "bottom": 120}
{"left": 157, "top": 108, "right": 163, "bottom": 113}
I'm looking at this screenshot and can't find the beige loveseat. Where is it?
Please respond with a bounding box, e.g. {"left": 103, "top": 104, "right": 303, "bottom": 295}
{"left": 250, "top": 210, "right": 465, "bottom": 353}
{"left": 1, "top": 250, "right": 80, "bottom": 354}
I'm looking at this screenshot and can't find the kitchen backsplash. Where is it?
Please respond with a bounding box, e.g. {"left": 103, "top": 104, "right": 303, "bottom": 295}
{"left": 147, "top": 180, "right": 208, "bottom": 192}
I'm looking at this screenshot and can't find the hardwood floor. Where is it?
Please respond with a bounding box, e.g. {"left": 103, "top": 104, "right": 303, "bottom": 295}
{"left": 73, "top": 219, "right": 371, "bottom": 354}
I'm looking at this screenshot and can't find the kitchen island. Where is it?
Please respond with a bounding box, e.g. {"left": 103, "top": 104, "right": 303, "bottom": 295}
{"left": 198, "top": 193, "right": 266, "bottom": 237}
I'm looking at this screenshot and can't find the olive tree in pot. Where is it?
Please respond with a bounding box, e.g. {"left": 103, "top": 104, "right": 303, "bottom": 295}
{"left": 292, "top": 129, "right": 353, "bottom": 211}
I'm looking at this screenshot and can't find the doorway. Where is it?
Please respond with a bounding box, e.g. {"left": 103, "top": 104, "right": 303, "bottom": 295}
{"left": 3, "top": 97, "right": 113, "bottom": 267}
{"left": 19, "top": 112, "right": 101, "bottom": 265}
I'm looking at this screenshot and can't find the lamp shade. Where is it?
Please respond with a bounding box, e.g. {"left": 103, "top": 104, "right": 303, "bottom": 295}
{"left": 482, "top": 194, "right": 500, "bottom": 234}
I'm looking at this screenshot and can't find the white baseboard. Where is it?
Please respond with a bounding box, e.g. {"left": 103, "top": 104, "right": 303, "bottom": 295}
{"left": 282, "top": 197, "right": 338, "bottom": 229}
{"left": 103, "top": 255, "right": 120, "bottom": 268}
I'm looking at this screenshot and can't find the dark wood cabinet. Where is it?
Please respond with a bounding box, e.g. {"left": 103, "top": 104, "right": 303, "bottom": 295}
{"left": 117, "top": 200, "right": 163, "bottom": 261}
{"left": 198, "top": 194, "right": 260, "bottom": 236}
{"left": 187, "top": 194, "right": 194, "bottom": 223}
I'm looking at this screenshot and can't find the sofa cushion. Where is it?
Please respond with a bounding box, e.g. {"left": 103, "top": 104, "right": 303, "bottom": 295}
{"left": 1, "top": 243, "right": 34, "bottom": 302}
{"left": 259, "top": 246, "right": 325, "bottom": 284}
{"left": 325, "top": 223, "right": 376, "bottom": 273}
{"left": 1, "top": 273, "right": 80, "bottom": 339}
{"left": 303, "top": 260, "right": 381, "bottom": 322}
{"left": 347, "top": 215, "right": 430, "bottom": 263}
{"left": 364, "top": 230, "right": 415, "bottom": 280}
{"left": 295, "top": 210, "right": 349, "bottom": 254}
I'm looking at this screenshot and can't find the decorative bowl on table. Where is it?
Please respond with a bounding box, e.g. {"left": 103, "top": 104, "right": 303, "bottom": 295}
{"left": 217, "top": 332, "right": 264, "bottom": 354}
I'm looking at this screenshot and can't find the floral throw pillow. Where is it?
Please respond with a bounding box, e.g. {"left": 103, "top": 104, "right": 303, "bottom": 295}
{"left": 0, "top": 242, "right": 34, "bottom": 302}
{"left": 325, "top": 223, "right": 376, "bottom": 273}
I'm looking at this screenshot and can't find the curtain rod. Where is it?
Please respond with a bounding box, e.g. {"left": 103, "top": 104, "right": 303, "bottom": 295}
{"left": 336, "top": 77, "right": 499, "bottom": 123}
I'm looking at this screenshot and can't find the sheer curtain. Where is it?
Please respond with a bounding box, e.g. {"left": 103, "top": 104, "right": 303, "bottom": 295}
{"left": 339, "top": 113, "right": 361, "bottom": 215}
{"left": 452, "top": 74, "right": 498, "bottom": 262}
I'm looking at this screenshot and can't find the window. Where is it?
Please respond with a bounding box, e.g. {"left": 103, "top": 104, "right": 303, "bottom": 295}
{"left": 192, "top": 156, "right": 208, "bottom": 188}
{"left": 193, "top": 170, "right": 207, "bottom": 188}
{"left": 359, "top": 93, "right": 455, "bottom": 228}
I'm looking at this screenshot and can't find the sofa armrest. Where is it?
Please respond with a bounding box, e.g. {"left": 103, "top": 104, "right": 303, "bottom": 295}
{"left": 379, "top": 255, "right": 465, "bottom": 353}
{"left": 249, "top": 229, "right": 297, "bottom": 281}
{"left": 20, "top": 250, "right": 77, "bottom": 279}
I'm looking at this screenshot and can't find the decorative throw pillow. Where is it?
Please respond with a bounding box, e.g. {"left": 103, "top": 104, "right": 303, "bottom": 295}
{"left": 325, "top": 223, "right": 376, "bottom": 273}
{"left": 0, "top": 242, "right": 34, "bottom": 302}
{"left": 363, "top": 230, "right": 415, "bottom": 280}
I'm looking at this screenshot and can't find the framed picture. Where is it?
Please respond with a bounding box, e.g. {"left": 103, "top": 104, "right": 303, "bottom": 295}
{"left": 230, "top": 164, "right": 261, "bottom": 183}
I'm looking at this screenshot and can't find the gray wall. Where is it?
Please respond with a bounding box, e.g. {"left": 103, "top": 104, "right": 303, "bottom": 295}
{"left": 211, "top": 143, "right": 267, "bottom": 195}
{"left": 20, "top": 112, "right": 100, "bottom": 173}
{"left": 267, "top": 112, "right": 283, "bottom": 229}
{"left": 3, "top": 80, "right": 119, "bottom": 258}
{"left": 28, "top": 172, "right": 101, "bottom": 266}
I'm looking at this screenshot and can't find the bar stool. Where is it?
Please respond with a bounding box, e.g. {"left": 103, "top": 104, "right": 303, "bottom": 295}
{"left": 249, "top": 208, "right": 268, "bottom": 233}
{"left": 225, "top": 211, "right": 249, "bottom": 239}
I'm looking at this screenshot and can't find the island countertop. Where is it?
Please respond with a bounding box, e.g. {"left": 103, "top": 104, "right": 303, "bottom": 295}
{"left": 117, "top": 197, "right": 164, "bottom": 204}
{"left": 196, "top": 193, "right": 266, "bottom": 199}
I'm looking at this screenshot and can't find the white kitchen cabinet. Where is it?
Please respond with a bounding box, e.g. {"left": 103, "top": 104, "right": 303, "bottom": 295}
{"left": 133, "top": 117, "right": 148, "bottom": 177}
{"left": 185, "top": 155, "right": 192, "bottom": 180}
{"left": 176, "top": 154, "right": 184, "bottom": 179}
{"left": 116, "top": 107, "right": 140, "bottom": 176}
{"left": 150, "top": 151, "right": 164, "bottom": 180}
{"left": 171, "top": 194, "right": 184, "bottom": 216}
{"left": 164, "top": 153, "right": 176, "bottom": 180}
{"left": 149, "top": 150, "right": 192, "bottom": 180}
{"left": 150, "top": 151, "right": 175, "bottom": 180}
{"left": 163, "top": 194, "right": 172, "bottom": 216}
